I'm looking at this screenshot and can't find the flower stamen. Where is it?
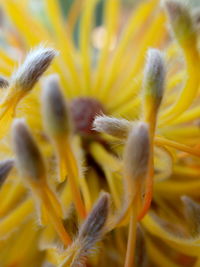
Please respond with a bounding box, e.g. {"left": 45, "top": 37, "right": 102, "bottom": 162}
{"left": 42, "top": 75, "right": 87, "bottom": 219}
{"left": 12, "top": 119, "right": 71, "bottom": 246}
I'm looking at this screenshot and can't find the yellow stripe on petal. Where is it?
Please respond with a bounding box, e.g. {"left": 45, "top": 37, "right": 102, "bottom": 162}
{"left": 167, "top": 105, "right": 200, "bottom": 125}
{"left": 0, "top": 179, "right": 26, "bottom": 217}
{"left": 155, "top": 136, "right": 200, "bottom": 158}
{"left": 89, "top": 142, "right": 122, "bottom": 172}
{"left": 0, "top": 199, "right": 34, "bottom": 239}
{"left": 167, "top": 71, "right": 185, "bottom": 92}
{"left": 154, "top": 179, "right": 200, "bottom": 196}
{"left": 113, "top": 97, "right": 140, "bottom": 119}
{"left": 79, "top": 0, "right": 99, "bottom": 94}
{"left": 89, "top": 143, "right": 122, "bottom": 208}
{"left": 93, "top": 0, "right": 120, "bottom": 95}
{"left": 146, "top": 238, "right": 180, "bottom": 267}
{"left": 4, "top": 220, "right": 39, "bottom": 267}
{"left": 99, "top": 0, "right": 160, "bottom": 99}
{"left": 117, "top": 12, "right": 166, "bottom": 96}
{"left": 160, "top": 37, "right": 200, "bottom": 124}
{"left": 107, "top": 74, "right": 141, "bottom": 112}
{"left": 0, "top": 49, "right": 15, "bottom": 73}
{"left": 44, "top": 0, "right": 81, "bottom": 94}
{"left": 2, "top": 1, "right": 50, "bottom": 46}
{"left": 160, "top": 126, "right": 200, "bottom": 143}
{"left": 174, "top": 165, "right": 200, "bottom": 178}
{"left": 143, "top": 215, "right": 200, "bottom": 257}
{"left": 67, "top": 0, "right": 84, "bottom": 33}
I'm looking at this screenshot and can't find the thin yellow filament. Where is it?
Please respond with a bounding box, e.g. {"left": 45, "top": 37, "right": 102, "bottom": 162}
{"left": 37, "top": 187, "right": 71, "bottom": 246}
{"left": 56, "top": 138, "right": 86, "bottom": 219}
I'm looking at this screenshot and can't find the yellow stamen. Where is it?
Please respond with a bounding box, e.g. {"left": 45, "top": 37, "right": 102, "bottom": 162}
{"left": 36, "top": 186, "right": 71, "bottom": 246}
{"left": 124, "top": 195, "right": 139, "bottom": 267}
{"left": 57, "top": 137, "right": 86, "bottom": 219}
{"left": 90, "top": 142, "right": 122, "bottom": 208}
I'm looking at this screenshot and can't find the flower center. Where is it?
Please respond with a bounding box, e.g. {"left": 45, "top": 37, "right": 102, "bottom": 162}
{"left": 70, "top": 97, "right": 104, "bottom": 136}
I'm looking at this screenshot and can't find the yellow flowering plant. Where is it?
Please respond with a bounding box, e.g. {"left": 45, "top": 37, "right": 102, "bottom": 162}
{"left": 0, "top": 0, "right": 200, "bottom": 266}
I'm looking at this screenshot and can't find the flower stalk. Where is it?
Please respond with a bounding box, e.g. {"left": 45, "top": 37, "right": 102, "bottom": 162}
{"left": 123, "top": 122, "right": 150, "bottom": 267}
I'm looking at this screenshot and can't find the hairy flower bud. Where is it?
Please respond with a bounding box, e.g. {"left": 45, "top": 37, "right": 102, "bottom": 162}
{"left": 124, "top": 122, "right": 150, "bottom": 184}
{"left": 0, "top": 159, "right": 14, "bottom": 187}
{"left": 79, "top": 192, "right": 110, "bottom": 242}
{"left": 93, "top": 115, "right": 131, "bottom": 139}
{"left": 164, "top": 0, "right": 195, "bottom": 42}
{"left": 42, "top": 74, "right": 71, "bottom": 138}
{"left": 62, "top": 193, "right": 110, "bottom": 266}
{"left": 12, "top": 119, "right": 46, "bottom": 182}
{"left": 0, "top": 76, "right": 9, "bottom": 88}
{"left": 143, "top": 48, "right": 165, "bottom": 112}
{"left": 192, "top": 8, "right": 200, "bottom": 32}
{"left": 11, "top": 45, "right": 58, "bottom": 92}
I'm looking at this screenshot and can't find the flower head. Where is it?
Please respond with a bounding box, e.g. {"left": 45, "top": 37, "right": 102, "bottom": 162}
{"left": 0, "top": 0, "right": 200, "bottom": 266}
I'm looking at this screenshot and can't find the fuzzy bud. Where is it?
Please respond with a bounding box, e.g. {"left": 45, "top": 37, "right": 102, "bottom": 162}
{"left": 11, "top": 45, "right": 58, "bottom": 92}
{"left": 68, "top": 193, "right": 110, "bottom": 266}
{"left": 143, "top": 48, "right": 165, "bottom": 112}
{"left": 0, "top": 76, "right": 9, "bottom": 88}
{"left": 12, "top": 119, "right": 46, "bottom": 182}
{"left": 192, "top": 8, "right": 200, "bottom": 32}
{"left": 93, "top": 115, "right": 131, "bottom": 139}
{"left": 124, "top": 122, "right": 150, "bottom": 183}
{"left": 42, "top": 74, "right": 71, "bottom": 138}
{"left": 164, "top": 0, "right": 195, "bottom": 42}
{"left": 0, "top": 159, "right": 14, "bottom": 187}
{"left": 79, "top": 192, "right": 110, "bottom": 243}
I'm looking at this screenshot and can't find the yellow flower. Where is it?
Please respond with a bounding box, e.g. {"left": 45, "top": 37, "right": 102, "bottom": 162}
{"left": 0, "top": 0, "right": 200, "bottom": 266}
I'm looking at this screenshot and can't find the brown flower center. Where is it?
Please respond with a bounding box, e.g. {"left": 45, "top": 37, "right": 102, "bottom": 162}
{"left": 70, "top": 97, "right": 104, "bottom": 136}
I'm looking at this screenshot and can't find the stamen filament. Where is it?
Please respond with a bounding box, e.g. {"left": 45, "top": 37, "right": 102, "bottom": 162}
{"left": 124, "top": 195, "right": 139, "bottom": 267}
{"left": 57, "top": 138, "right": 86, "bottom": 219}
{"left": 43, "top": 186, "right": 63, "bottom": 219}
{"left": 37, "top": 187, "right": 72, "bottom": 246}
